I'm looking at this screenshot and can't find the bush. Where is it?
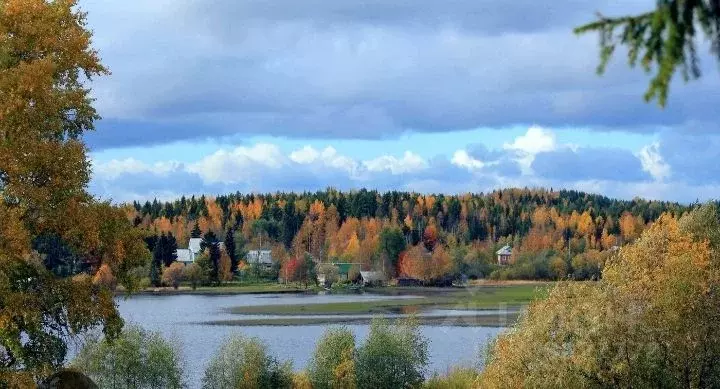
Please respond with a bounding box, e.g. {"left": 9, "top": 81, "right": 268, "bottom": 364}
{"left": 162, "top": 262, "right": 185, "bottom": 289}
{"left": 309, "top": 327, "right": 356, "bottom": 389}
{"left": 355, "top": 318, "right": 428, "bottom": 389}
{"left": 72, "top": 325, "right": 185, "bottom": 389}
{"left": 182, "top": 263, "right": 206, "bottom": 290}
{"left": 423, "top": 367, "right": 478, "bottom": 389}
{"left": 202, "top": 335, "right": 292, "bottom": 389}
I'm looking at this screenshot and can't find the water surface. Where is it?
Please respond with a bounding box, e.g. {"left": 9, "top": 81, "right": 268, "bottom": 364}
{"left": 116, "top": 293, "right": 504, "bottom": 388}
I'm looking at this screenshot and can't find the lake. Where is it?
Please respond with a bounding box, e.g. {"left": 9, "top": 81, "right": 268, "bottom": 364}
{"left": 115, "top": 293, "right": 505, "bottom": 389}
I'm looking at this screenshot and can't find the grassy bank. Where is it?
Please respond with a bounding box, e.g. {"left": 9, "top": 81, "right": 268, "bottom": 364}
{"left": 202, "top": 312, "right": 520, "bottom": 327}
{"left": 228, "top": 283, "right": 552, "bottom": 316}
{"left": 119, "top": 282, "right": 320, "bottom": 296}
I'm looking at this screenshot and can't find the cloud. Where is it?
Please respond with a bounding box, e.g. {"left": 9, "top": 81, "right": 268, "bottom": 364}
{"left": 186, "top": 143, "right": 285, "bottom": 184}
{"left": 79, "top": 0, "right": 720, "bottom": 150}
{"left": 656, "top": 132, "right": 720, "bottom": 185}
{"left": 638, "top": 142, "right": 670, "bottom": 181}
{"left": 502, "top": 126, "right": 558, "bottom": 174}
{"left": 531, "top": 147, "right": 650, "bottom": 182}
{"left": 363, "top": 151, "right": 427, "bottom": 174}
{"left": 451, "top": 150, "right": 484, "bottom": 170}
{"left": 89, "top": 131, "right": 720, "bottom": 204}
{"left": 503, "top": 125, "right": 557, "bottom": 155}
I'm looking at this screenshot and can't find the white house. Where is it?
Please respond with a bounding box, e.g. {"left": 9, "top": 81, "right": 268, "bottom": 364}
{"left": 496, "top": 245, "right": 512, "bottom": 265}
{"left": 188, "top": 238, "right": 203, "bottom": 255}
{"left": 176, "top": 249, "right": 194, "bottom": 265}
{"left": 246, "top": 249, "right": 273, "bottom": 270}
{"left": 176, "top": 237, "right": 207, "bottom": 266}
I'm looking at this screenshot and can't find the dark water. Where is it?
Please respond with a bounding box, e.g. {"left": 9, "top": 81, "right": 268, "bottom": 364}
{"left": 115, "top": 293, "right": 504, "bottom": 388}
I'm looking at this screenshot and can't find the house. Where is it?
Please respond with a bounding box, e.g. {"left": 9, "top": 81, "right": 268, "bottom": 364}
{"left": 496, "top": 245, "right": 512, "bottom": 265}
{"left": 188, "top": 238, "right": 203, "bottom": 256}
{"left": 333, "top": 263, "right": 361, "bottom": 282}
{"left": 360, "top": 271, "right": 385, "bottom": 286}
{"left": 246, "top": 249, "right": 273, "bottom": 270}
{"left": 175, "top": 237, "right": 211, "bottom": 266}
{"left": 176, "top": 249, "right": 194, "bottom": 266}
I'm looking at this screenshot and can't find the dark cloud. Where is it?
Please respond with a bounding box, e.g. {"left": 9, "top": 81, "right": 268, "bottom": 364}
{"left": 187, "top": 0, "right": 648, "bottom": 34}
{"left": 532, "top": 147, "right": 649, "bottom": 182}
{"left": 81, "top": 0, "right": 720, "bottom": 150}
{"left": 658, "top": 132, "right": 720, "bottom": 185}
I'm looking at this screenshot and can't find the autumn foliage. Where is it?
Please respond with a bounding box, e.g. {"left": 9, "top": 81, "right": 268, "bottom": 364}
{"left": 479, "top": 205, "right": 720, "bottom": 387}
{"left": 0, "top": 1, "right": 150, "bottom": 384}
{"left": 162, "top": 262, "right": 185, "bottom": 289}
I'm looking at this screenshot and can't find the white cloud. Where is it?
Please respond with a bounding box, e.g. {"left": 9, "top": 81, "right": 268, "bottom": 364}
{"left": 638, "top": 142, "right": 671, "bottom": 182}
{"left": 319, "top": 147, "right": 359, "bottom": 174}
{"left": 289, "top": 145, "right": 320, "bottom": 164}
{"left": 451, "top": 149, "right": 484, "bottom": 170}
{"left": 187, "top": 143, "right": 285, "bottom": 184}
{"left": 503, "top": 125, "right": 557, "bottom": 155}
{"left": 93, "top": 158, "right": 182, "bottom": 180}
{"left": 362, "top": 151, "right": 427, "bottom": 174}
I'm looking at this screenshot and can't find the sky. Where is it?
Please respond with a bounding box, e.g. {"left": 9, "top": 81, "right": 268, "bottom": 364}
{"left": 82, "top": 0, "right": 720, "bottom": 204}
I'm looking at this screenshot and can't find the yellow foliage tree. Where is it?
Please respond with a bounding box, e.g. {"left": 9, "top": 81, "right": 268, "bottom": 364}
{"left": 0, "top": 0, "right": 149, "bottom": 384}
{"left": 479, "top": 208, "right": 720, "bottom": 387}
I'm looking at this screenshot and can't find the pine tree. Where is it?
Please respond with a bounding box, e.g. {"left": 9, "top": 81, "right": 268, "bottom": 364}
{"left": 191, "top": 223, "right": 202, "bottom": 238}
{"left": 201, "top": 231, "right": 218, "bottom": 252}
{"left": 208, "top": 242, "right": 221, "bottom": 285}
{"left": 151, "top": 243, "right": 163, "bottom": 287}
{"left": 224, "top": 229, "right": 237, "bottom": 273}
{"left": 163, "top": 233, "right": 178, "bottom": 267}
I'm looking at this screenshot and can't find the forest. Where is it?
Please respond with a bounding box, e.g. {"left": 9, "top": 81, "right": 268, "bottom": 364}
{"left": 124, "top": 188, "right": 692, "bottom": 286}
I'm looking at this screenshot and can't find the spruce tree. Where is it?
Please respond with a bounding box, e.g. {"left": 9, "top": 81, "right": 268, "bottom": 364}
{"left": 208, "top": 242, "right": 221, "bottom": 285}
{"left": 191, "top": 223, "right": 202, "bottom": 238}
{"left": 151, "top": 243, "right": 163, "bottom": 287}
{"left": 163, "top": 233, "right": 178, "bottom": 267}
{"left": 224, "top": 229, "right": 237, "bottom": 273}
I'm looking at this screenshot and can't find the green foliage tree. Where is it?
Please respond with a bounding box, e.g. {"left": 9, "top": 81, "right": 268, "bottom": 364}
{"left": 297, "top": 253, "right": 317, "bottom": 289}
{"left": 224, "top": 229, "right": 237, "bottom": 273}
{"left": 355, "top": 318, "right": 429, "bottom": 389}
{"left": 379, "top": 227, "right": 406, "bottom": 276}
{"left": 575, "top": 1, "right": 720, "bottom": 106}
{"left": 308, "top": 327, "right": 356, "bottom": 389}
{"left": 201, "top": 335, "right": 292, "bottom": 389}
{"left": 72, "top": 325, "right": 185, "bottom": 389}
{"left": 181, "top": 262, "right": 206, "bottom": 290}
{"left": 480, "top": 204, "right": 720, "bottom": 388}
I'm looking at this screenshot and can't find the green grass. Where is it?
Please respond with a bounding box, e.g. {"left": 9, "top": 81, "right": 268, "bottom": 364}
{"left": 228, "top": 284, "right": 551, "bottom": 315}
{"left": 202, "top": 313, "right": 520, "bottom": 327}
{"left": 129, "top": 282, "right": 320, "bottom": 295}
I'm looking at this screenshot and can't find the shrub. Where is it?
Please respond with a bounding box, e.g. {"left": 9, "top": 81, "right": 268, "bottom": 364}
{"left": 202, "top": 335, "right": 292, "bottom": 389}
{"left": 423, "top": 367, "right": 478, "bottom": 389}
{"left": 182, "top": 263, "right": 206, "bottom": 290}
{"left": 308, "top": 327, "right": 356, "bottom": 389}
{"left": 72, "top": 325, "right": 185, "bottom": 389}
{"left": 162, "top": 262, "right": 185, "bottom": 289}
{"left": 355, "top": 318, "right": 428, "bottom": 389}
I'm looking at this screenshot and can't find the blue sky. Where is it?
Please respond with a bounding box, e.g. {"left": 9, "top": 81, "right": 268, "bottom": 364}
{"left": 82, "top": 0, "right": 720, "bottom": 203}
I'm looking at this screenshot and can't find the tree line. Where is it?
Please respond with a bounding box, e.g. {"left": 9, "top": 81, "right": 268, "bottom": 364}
{"left": 125, "top": 188, "right": 695, "bottom": 285}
